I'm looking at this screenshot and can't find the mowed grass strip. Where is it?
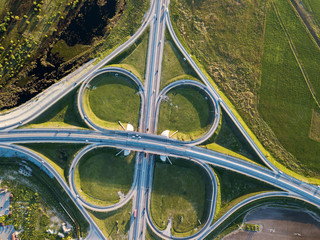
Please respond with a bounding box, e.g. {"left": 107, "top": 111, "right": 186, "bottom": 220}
{"left": 259, "top": 3, "right": 320, "bottom": 177}
{"left": 150, "top": 159, "right": 208, "bottom": 236}
{"left": 157, "top": 86, "right": 214, "bottom": 141}
{"left": 88, "top": 201, "right": 132, "bottom": 240}
{"left": 161, "top": 36, "right": 200, "bottom": 89}
{"left": 23, "top": 87, "right": 88, "bottom": 129}
{"left": 83, "top": 72, "right": 141, "bottom": 130}
{"left": 75, "top": 148, "right": 135, "bottom": 206}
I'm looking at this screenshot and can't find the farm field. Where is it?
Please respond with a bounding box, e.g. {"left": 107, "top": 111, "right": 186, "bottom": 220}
{"left": 259, "top": 0, "right": 320, "bottom": 177}
{"left": 301, "top": 0, "right": 320, "bottom": 24}
{"left": 170, "top": 0, "right": 320, "bottom": 180}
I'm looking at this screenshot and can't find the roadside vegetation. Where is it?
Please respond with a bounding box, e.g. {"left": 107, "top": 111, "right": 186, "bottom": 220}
{"left": 0, "top": 0, "right": 149, "bottom": 111}
{"left": 18, "top": 143, "right": 86, "bottom": 182}
{"left": 107, "top": 29, "right": 149, "bottom": 82}
{"left": 0, "top": 160, "right": 89, "bottom": 238}
{"left": 212, "top": 167, "right": 278, "bottom": 221}
{"left": 22, "top": 87, "right": 89, "bottom": 129}
{"left": 83, "top": 72, "right": 141, "bottom": 130}
{"left": 160, "top": 31, "right": 199, "bottom": 89}
{"left": 88, "top": 201, "right": 132, "bottom": 240}
{"left": 75, "top": 147, "right": 135, "bottom": 206}
{"left": 157, "top": 85, "right": 214, "bottom": 141}
{"left": 150, "top": 158, "right": 211, "bottom": 237}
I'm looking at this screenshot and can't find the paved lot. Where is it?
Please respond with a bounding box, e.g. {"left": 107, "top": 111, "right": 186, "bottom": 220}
{"left": 224, "top": 206, "right": 320, "bottom": 240}
{"left": 0, "top": 192, "right": 10, "bottom": 216}
{"left": 0, "top": 225, "right": 15, "bottom": 240}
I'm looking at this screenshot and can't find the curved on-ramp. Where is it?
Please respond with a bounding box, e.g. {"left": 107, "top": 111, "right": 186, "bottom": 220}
{"left": 154, "top": 79, "right": 220, "bottom": 146}
{"left": 146, "top": 159, "right": 218, "bottom": 240}
{"left": 77, "top": 67, "right": 145, "bottom": 132}
{"left": 68, "top": 144, "right": 138, "bottom": 212}
{"left": 165, "top": 10, "right": 278, "bottom": 172}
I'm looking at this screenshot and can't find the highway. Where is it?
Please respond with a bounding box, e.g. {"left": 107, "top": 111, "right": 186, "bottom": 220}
{"left": 165, "top": 9, "right": 279, "bottom": 172}
{"left": 0, "top": 0, "right": 319, "bottom": 239}
{"left": 0, "top": 0, "right": 156, "bottom": 131}
{"left": 77, "top": 67, "right": 145, "bottom": 132}
{"left": 1, "top": 129, "right": 320, "bottom": 208}
{"left": 129, "top": 0, "right": 169, "bottom": 238}
{"left": 68, "top": 144, "right": 139, "bottom": 212}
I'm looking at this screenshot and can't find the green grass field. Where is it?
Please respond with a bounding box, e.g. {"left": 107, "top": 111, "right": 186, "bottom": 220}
{"left": 161, "top": 35, "right": 199, "bottom": 89}
{"left": 108, "top": 30, "right": 149, "bottom": 82}
{"left": 157, "top": 86, "right": 214, "bottom": 141}
{"left": 273, "top": 0, "right": 320, "bottom": 99}
{"left": 258, "top": 0, "right": 320, "bottom": 178}
{"left": 19, "top": 143, "right": 86, "bottom": 182}
{"left": 22, "top": 87, "right": 89, "bottom": 129}
{"left": 75, "top": 148, "right": 135, "bottom": 206}
{"left": 88, "top": 201, "right": 132, "bottom": 240}
{"left": 150, "top": 158, "right": 210, "bottom": 237}
{"left": 83, "top": 72, "right": 141, "bottom": 130}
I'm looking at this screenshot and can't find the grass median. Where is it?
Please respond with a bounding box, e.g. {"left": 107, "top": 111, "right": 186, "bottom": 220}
{"left": 161, "top": 31, "right": 200, "bottom": 89}
{"left": 157, "top": 85, "right": 215, "bottom": 141}
{"left": 201, "top": 111, "right": 265, "bottom": 167}
{"left": 107, "top": 29, "right": 149, "bottom": 83}
{"left": 83, "top": 72, "right": 141, "bottom": 130}
{"left": 75, "top": 147, "right": 135, "bottom": 206}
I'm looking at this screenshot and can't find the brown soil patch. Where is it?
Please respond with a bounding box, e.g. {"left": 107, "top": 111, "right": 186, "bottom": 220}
{"left": 224, "top": 206, "right": 320, "bottom": 240}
